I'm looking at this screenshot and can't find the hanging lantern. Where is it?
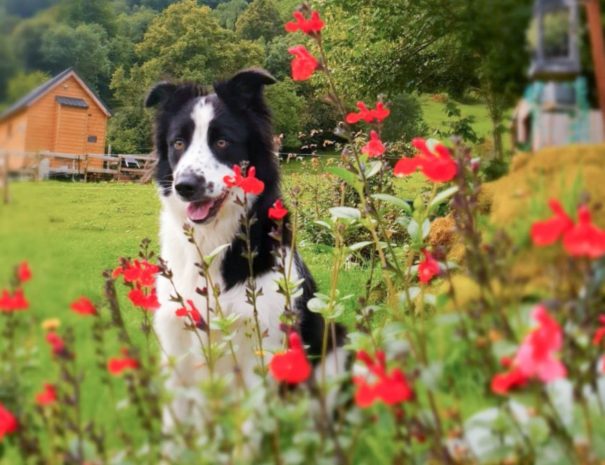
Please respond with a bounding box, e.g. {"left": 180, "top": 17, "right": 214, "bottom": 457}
{"left": 528, "top": 0, "right": 581, "bottom": 79}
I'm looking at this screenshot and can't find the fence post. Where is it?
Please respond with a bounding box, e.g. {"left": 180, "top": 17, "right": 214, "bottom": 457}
{"left": 1, "top": 151, "right": 9, "bottom": 205}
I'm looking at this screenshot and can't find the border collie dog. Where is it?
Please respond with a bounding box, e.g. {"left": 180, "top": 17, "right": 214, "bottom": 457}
{"left": 145, "top": 69, "right": 345, "bottom": 431}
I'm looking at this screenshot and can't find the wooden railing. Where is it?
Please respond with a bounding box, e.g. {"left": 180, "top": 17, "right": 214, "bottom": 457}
{"left": 0, "top": 150, "right": 155, "bottom": 182}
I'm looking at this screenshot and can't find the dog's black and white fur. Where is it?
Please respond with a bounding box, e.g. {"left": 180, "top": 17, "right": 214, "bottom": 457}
{"left": 145, "top": 69, "right": 345, "bottom": 431}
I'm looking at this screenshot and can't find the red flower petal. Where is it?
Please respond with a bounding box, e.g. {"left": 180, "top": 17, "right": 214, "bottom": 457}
{"left": 418, "top": 250, "right": 440, "bottom": 284}
{"left": 17, "top": 261, "right": 32, "bottom": 283}
{"left": 70, "top": 297, "right": 97, "bottom": 316}
{"left": 268, "top": 199, "right": 288, "bottom": 221}
{"left": 288, "top": 45, "right": 319, "bottom": 81}
{"left": 35, "top": 384, "right": 57, "bottom": 407}
{"left": 0, "top": 403, "right": 18, "bottom": 440}
{"left": 269, "top": 332, "right": 311, "bottom": 384}
{"left": 361, "top": 130, "right": 385, "bottom": 157}
{"left": 562, "top": 205, "right": 605, "bottom": 259}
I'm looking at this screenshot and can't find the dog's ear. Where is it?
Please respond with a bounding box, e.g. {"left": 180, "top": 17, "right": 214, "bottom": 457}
{"left": 145, "top": 82, "right": 178, "bottom": 108}
{"left": 215, "top": 68, "right": 277, "bottom": 110}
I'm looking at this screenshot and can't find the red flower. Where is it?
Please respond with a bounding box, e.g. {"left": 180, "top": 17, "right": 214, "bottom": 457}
{"left": 35, "top": 384, "right": 57, "bottom": 407}
{"left": 0, "top": 403, "right": 18, "bottom": 441}
{"left": 224, "top": 165, "right": 265, "bottom": 196}
{"left": 269, "top": 332, "right": 311, "bottom": 384}
{"left": 530, "top": 199, "right": 574, "bottom": 246}
{"left": 288, "top": 45, "right": 319, "bottom": 81}
{"left": 107, "top": 349, "right": 138, "bottom": 376}
{"left": 70, "top": 297, "right": 97, "bottom": 316}
{"left": 284, "top": 10, "right": 324, "bottom": 35}
{"left": 128, "top": 287, "right": 160, "bottom": 312}
{"left": 491, "top": 305, "right": 566, "bottom": 395}
{"left": 418, "top": 250, "right": 440, "bottom": 284}
{"left": 268, "top": 199, "right": 288, "bottom": 221}
{"left": 394, "top": 138, "right": 457, "bottom": 183}
{"left": 113, "top": 259, "right": 159, "bottom": 288}
{"left": 346, "top": 102, "right": 390, "bottom": 124}
{"left": 353, "top": 350, "right": 413, "bottom": 408}
{"left": 17, "top": 261, "right": 32, "bottom": 283}
{"left": 0, "top": 289, "right": 28, "bottom": 312}
{"left": 593, "top": 315, "right": 605, "bottom": 347}
{"left": 175, "top": 299, "right": 206, "bottom": 330}
{"left": 361, "top": 131, "right": 386, "bottom": 158}
{"left": 491, "top": 368, "right": 528, "bottom": 395}
{"left": 45, "top": 332, "right": 66, "bottom": 357}
{"left": 562, "top": 205, "right": 605, "bottom": 259}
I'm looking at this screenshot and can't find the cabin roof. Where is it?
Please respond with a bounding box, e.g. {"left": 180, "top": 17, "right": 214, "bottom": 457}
{"left": 0, "top": 68, "right": 111, "bottom": 121}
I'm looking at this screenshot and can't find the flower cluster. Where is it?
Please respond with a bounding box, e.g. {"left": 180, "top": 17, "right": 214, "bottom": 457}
{"left": 113, "top": 258, "right": 160, "bottom": 311}
{"left": 531, "top": 200, "right": 605, "bottom": 259}
{"left": 284, "top": 10, "right": 324, "bottom": 35}
{"left": 269, "top": 332, "right": 311, "bottom": 384}
{"left": 345, "top": 101, "right": 390, "bottom": 124}
{"left": 353, "top": 351, "right": 413, "bottom": 408}
{"left": 492, "top": 305, "right": 566, "bottom": 395}
{"left": 0, "top": 261, "right": 31, "bottom": 312}
{"left": 394, "top": 138, "right": 457, "bottom": 183}
{"left": 175, "top": 299, "right": 206, "bottom": 330}
{"left": 224, "top": 165, "right": 265, "bottom": 196}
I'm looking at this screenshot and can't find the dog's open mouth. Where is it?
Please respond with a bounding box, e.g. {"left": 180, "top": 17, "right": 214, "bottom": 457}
{"left": 186, "top": 192, "right": 228, "bottom": 224}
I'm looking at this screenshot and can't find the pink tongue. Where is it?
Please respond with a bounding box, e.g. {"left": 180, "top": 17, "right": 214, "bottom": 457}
{"left": 187, "top": 200, "right": 214, "bottom": 222}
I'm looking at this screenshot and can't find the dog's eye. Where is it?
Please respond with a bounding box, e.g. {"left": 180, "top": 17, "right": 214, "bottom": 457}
{"left": 215, "top": 139, "right": 229, "bottom": 149}
{"left": 173, "top": 139, "right": 185, "bottom": 151}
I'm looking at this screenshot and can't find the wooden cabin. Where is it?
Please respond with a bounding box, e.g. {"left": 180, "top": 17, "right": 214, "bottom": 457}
{"left": 0, "top": 68, "right": 111, "bottom": 172}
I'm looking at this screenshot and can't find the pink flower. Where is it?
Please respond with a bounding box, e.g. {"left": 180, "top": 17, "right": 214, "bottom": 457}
{"left": 530, "top": 199, "right": 574, "bottom": 246}
{"left": 394, "top": 138, "right": 457, "bottom": 183}
{"left": 284, "top": 10, "right": 324, "bottom": 35}
{"left": 45, "top": 332, "right": 66, "bottom": 357}
{"left": 492, "top": 305, "right": 566, "bottom": 395}
{"left": 269, "top": 332, "right": 311, "bottom": 384}
{"left": 562, "top": 205, "right": 605, "bottom": 259}
{"left": 268, "top": 199, "right": 288, "bottom": 221}
{"left": 353, "top": 351, "right": 413, "bottom": 408}
{"left": 223, "top": 165, "right": 265, "bottom": 195}
{"left": 361, "top": 131, "right": 386, "bottom": 158}
{"left": 418, "top": 250, "right": 440, "bottom": 284}
{"left": 70, "top": 297, "right": 97, "bottom": 316}
{"left": 288, "top": 45, "right": 319, "bottom": 81}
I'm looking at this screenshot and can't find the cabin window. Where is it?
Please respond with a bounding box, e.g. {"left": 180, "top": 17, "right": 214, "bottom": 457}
{"left": 87, "top": 135, "right": 97, "bottom": 143}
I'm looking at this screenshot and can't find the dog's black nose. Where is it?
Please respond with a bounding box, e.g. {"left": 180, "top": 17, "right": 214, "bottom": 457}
{"left": 175, "top": 174, "right": 204, "bottom": 200}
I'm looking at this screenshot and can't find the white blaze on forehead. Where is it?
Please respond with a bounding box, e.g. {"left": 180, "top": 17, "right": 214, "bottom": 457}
{"left": 173, "top": 97, "right": 232, "bottom": 197}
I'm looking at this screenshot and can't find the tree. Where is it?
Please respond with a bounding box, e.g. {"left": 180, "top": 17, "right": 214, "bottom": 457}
{"left": 40, "top": 23, "right": 111, "bottom": 94}
{"left": 0, "top": 36, "right": 17, "bottom": 102}
{"left": 109, "top": 0, "right": 264, "bottom": 152}
{"left": 214, "top": 0, "right": 249, "bottom": 30}
{"left": 6, "top": 70, "right": 50, "bottom": 102}
{"left": 10, "top": 10, "right": 57, "bottom": 72}
{"left": 235, "top": 0, "right": 283, "bottom": 42}
{"left": 5, "top": 0, "right": 53, "bottom": 18}
{"left": 59, "top": 0, "right": 116, "bottom": 33}
{"left": 265, "top": 79, "right": 306, "bottom": 148}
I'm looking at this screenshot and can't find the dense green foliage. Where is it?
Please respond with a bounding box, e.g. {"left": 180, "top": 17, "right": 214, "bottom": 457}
{"left": 0, "top": 0, "right": 537, "bottom": 155}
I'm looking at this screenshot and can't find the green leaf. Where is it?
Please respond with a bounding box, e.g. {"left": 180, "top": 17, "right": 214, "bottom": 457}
{"left": 429, "top": 186, "right": 459, "bottom": 211}
{"left": 204, "top": 243, "right": 231, "bottom": 266}
{"left": 329, "top": 207, "right": 361, "bottom": 221}
{"left": 326, "top": 166, "right": 361, "bottom": 189}
{"left": 364, "top": 161, "right": 382, "bottom": 178}
{"left": 349, "top": 241, "right": 373, "bottom": 252}
{"left": 372, "top": 193, "right": 412, "bottom": 214}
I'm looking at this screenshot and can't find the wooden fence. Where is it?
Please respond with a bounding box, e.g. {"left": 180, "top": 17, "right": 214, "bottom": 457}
{"left": 0, "top": 150, "right": 155, "bottom": 182}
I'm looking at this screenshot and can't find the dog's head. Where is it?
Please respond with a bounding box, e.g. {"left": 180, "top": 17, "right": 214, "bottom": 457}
{"left": 146, "top": 68, "right": 278, "bottom": 225}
